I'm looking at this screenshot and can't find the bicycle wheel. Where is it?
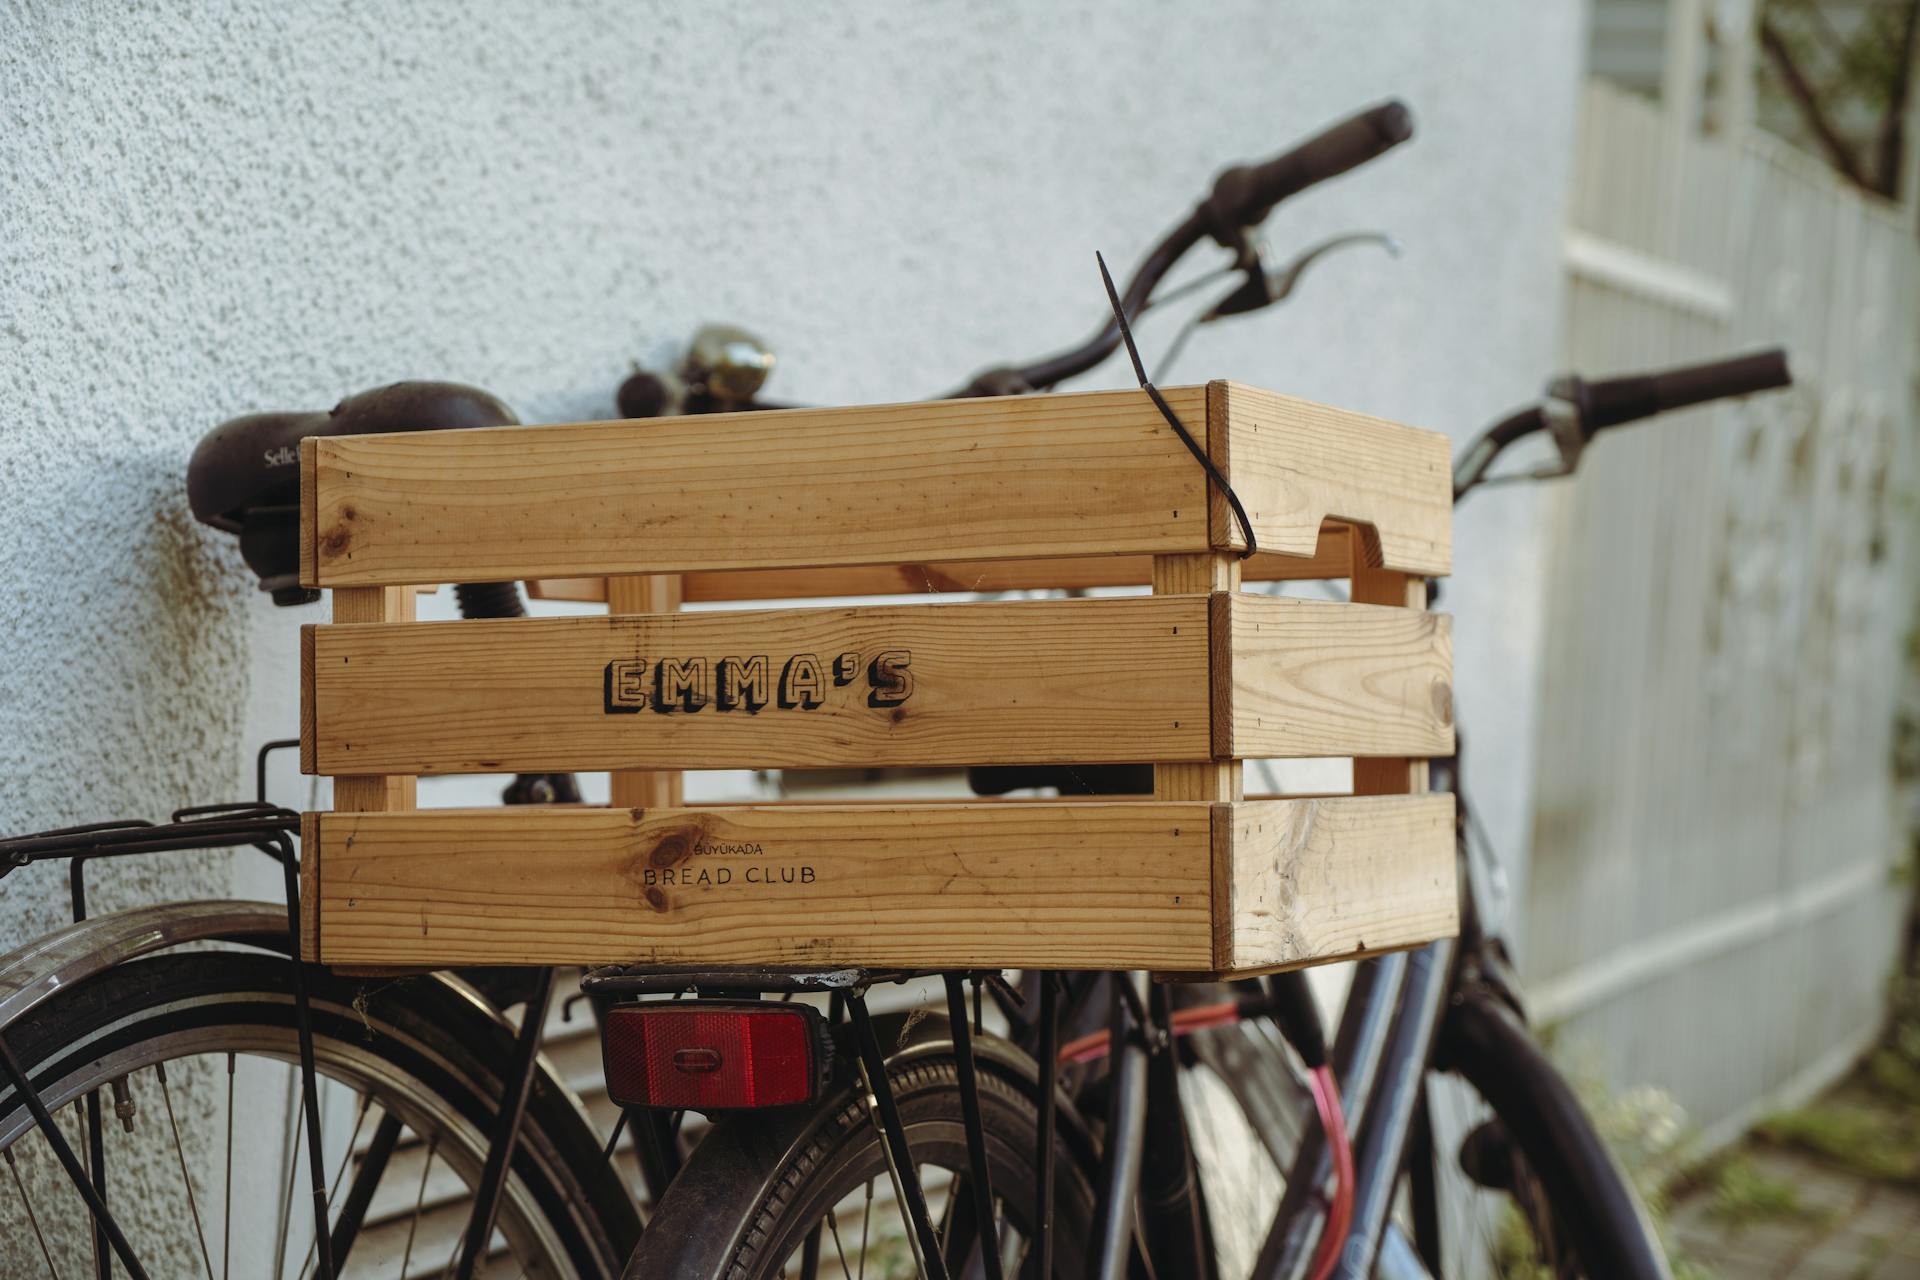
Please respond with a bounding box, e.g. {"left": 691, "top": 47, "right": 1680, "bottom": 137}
{"left": 0, "top": 949, "right": 640, "bottom": 1278}
{"left": 1183, "top": 988, "right": 1669, "bottom": 1279}
{"left": 1435, "top": 992, "right": 1670, "bottom": 1280}
{"left": 627, "top": 1024, "right": 1101, "bottom": 1279}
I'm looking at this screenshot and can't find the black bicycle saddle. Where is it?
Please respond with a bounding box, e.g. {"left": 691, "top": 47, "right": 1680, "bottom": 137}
{"left": 189, "top": 381, "right": 517, "bottom": 604}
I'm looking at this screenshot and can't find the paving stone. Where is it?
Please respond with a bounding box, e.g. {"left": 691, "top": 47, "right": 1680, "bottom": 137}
{"left": 1851, "top": 1192, "right": 1920, "bottom": 1245}
{"left": 1795, "top": 1229, "right": 1895, "bottom": 1280}
{"left": 1662, "top": 1071, "right": 1920, "bottom": 1278}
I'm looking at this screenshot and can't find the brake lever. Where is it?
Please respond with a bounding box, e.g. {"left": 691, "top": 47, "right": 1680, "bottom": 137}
{"left": 1519, "top": 387, "right": 1587, "bottom": 481}
{"left": 1209, "top": 230, "right": 1402, "bottom": 320}
{"left": 1452, "top": 390, "right": 1585, "bottom": 500}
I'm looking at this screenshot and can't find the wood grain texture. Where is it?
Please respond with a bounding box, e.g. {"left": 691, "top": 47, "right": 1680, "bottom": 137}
{"left": 329, "top": 585, "right": 418, "bottom": 810}
{"left": 1211, "top": 381, "right": 1452, "bottom": 576}
{"left": 308, "top": 803, "right": 1218, "bottom": 969}
{"left": 298, "top": 437, "right": 317, "bottom": 589}
{"left": 299, "top": 624, "right": 317, "bottom": 775}
{"left": 304, "top": 797, "right": 1457, "bottom": 971}
{"left": 1350, "top": 558, "right": 1432, "bottom": 795}
{"left": 1211, "top": 795, "right": 1458, "bottom": 972}
{"left": 300, "top": 382, "right": 1450, "bottom": 587}
{"left": 607, "top": 574, "right": 683, "bottom": 808}
{"left": 307, "top": 596, "right": 1215, "bottom": 775}
{"left": 303, "top": 386, "right": 1214, "bottom": 587}
{"left": 524, "top": 529, "right": 1360, "bottom": 604}
{"left": 299, "top": 810, "right": 320, "bottom": 962}
{"left": 1153, "top": 554, "right": 1241, "bottom": 803}
{"left": 1223, "top": 594, "right": 1453, "bottom": 760}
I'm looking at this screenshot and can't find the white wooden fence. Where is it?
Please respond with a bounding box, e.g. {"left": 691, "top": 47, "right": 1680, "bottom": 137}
{"left": 1524, "top": 80, "right": 1919, "bottom": 1146}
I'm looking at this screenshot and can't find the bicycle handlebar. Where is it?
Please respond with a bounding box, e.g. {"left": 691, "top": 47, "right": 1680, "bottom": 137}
{"left": 1579, "top": 347, "right": 1791, "bottom": 432}
{"left": 1454, "top": 347, "right": 1794, "bottom": 501}
{"left": 958, "top": 100, "right": 1415, "bottom": 396}
{"left": 1201, "top": 101, "right": 1414, "bottom": 235}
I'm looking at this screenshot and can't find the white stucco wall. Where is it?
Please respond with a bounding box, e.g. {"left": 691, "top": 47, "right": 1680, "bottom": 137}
{"left": 2, "top": 0, "right": 1584, "bottom": 1268}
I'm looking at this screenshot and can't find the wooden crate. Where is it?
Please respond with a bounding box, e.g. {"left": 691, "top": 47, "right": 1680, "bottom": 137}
{"left": 298, "top": 381, "right": 1457, "bottom": 977}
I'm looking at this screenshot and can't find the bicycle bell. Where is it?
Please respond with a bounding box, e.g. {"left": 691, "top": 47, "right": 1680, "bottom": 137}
{"left": 684, "top": 323, "right": 777, "bottom": 406}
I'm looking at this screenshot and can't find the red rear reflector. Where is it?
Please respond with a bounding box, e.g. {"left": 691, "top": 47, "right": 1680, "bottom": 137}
{"left": 601, "top": 1001, "right": 825, "bottom": 1111}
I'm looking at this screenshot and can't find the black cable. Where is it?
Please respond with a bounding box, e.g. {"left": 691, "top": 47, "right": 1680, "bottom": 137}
{"left": 1096, "top": 252, "right": 1258, "bottom": 558}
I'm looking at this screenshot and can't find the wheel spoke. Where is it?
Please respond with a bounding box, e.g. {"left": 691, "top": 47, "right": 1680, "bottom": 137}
{"left": 326, "top": 1110, "right": 403, "bottom": 1270}
{"left": 933, "top": 1166, "right": 957, "bottom": 1257}
{"left": 5, "top": 1145, "right": 63, "bottom": 1279}
{"left": 67, "top": 1100, "right": 104, "bottom": 1280}
{"left": 858, "top": 1177, "right": 874, "bottom": 1280}
{"left": 272, "top": 1067, "right": 306, "bottom": 1280}
{"left": 296, "top": 1092, "right": 371, "bottom": 1280}
{"left": 155, "top": 1061, "right": 217, "bottom": 1280}
{"left": 222, "top": 1054, "right": 234, "bottom": 1280}
{"left": 826, "top": 1206, "right": 856, "bottom": 1279}
{"left": 399, "top": 1132, "right": 437, "bottom": 1280}
{"left": 995, "top": 1208, "right": 1024, "bottom": 1280}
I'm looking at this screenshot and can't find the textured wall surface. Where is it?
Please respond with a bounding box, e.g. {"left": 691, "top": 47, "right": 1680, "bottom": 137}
{"left": 1, "top": 0, "right": 1583, "bottom": 1270}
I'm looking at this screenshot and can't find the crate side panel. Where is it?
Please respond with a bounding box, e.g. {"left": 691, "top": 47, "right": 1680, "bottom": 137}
{"left": 309, "top": 386, "right": 1213, "bottom": 587}
{"left": 1221, "top": 795, "right": 1457, "bottom": 972}
{"left": 1216, "top": 382, "right": 1452, "bottom": 576}
{"left": 311, "top": 804, "right": 1217, "bottom": 969}
{"left": 308, "top": 596, "right": 1214, "bottom": 775}
{"left": 1225, "top": 596, "right": 1455, "bottom": 759}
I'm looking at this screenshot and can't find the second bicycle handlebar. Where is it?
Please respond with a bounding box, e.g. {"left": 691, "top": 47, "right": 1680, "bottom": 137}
{"left": 1577, "top": 348, "right": 1791, "bottom": 432}
{"left": 1456, "top": 346, "right": 1794, "bottom": 500}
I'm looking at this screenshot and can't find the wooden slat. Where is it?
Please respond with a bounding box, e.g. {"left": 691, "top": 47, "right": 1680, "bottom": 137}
{"left": 1210, "top": 381, "right": 1452, "bottom": 576}
{"left": 301, "top": 383, "right": 1452, "bottom": 588}
{"left": 305, "top": 596, "right": 1214, "bottom": 775}
{"left": 1208, "top": 794, "right": 1457, "bottom": 974}
{"left": 303, "top": 386, "right": 1215, "bottom": 587}
{"left": 525, "top": 527, "right": 1361, "bottom": 604}
{"left": 303, "top": 796, "right": 1456, "bottom": 971}
{"left": 309, "top": 803, "right": 1218, "bottom": 969}
{"left": 1221, "top": 594, "right": 1453, "bottom": 760}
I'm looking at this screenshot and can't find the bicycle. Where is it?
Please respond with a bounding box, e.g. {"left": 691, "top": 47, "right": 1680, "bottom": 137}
{"left": 614, "top": 347, "right": 1794, "bottom": 1280}
{"left": 0, "top": 96, "right": 1790, "bottom": 1280}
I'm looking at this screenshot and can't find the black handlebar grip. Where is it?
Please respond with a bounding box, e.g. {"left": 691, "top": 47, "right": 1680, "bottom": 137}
{"left": 1204, "top": 100, "right": 1414, "bottom": 234}
{"left": 1584, "top": 347, "right": 1792, "bottom": 431}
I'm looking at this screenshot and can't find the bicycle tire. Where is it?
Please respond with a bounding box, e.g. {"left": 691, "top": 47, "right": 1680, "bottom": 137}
{"left": 0, "top": 949, "right": 640, "bottom": 1278}
{"left": 626, "top": 1023, "right": 1102, "bottom": 1279}
{"left": 1438, "top": 991, "right": 1671, "bottom": 1280}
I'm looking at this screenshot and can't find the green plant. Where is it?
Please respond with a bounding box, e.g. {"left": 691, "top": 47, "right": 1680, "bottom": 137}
{"left": 1701, "top": 1154, "right": 1824, "bottom": 1226}
{"left": 1757, "top": 1099, "right": 1920, "bottom": 1183}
